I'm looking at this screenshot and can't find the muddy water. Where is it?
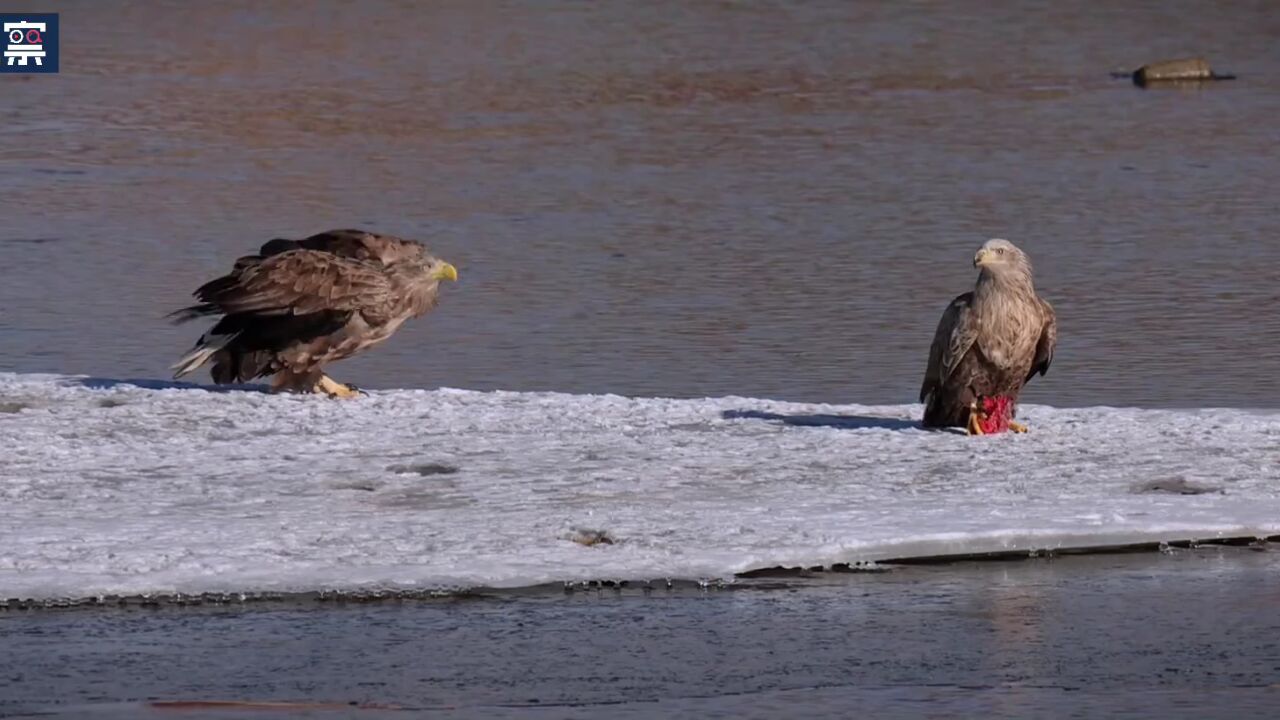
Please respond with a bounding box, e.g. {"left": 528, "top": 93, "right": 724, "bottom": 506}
{"left": 2, "top": 1, "right": 1278, "bottom": 406}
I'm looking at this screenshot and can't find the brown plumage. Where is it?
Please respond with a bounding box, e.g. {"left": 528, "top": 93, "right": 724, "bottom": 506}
{"left": 919, "top": 239, "right": 1057, "bottom": 432}
{"left": 170, "top": 229, "right": 457, "bottom": 397}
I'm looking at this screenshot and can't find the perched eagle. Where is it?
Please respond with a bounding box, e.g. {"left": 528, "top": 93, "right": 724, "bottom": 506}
{"left": 170, "top": 229, "right": 457, "bottom": 398}
{"left": 919, "top": 239, "right": 1057, "bottom": 434}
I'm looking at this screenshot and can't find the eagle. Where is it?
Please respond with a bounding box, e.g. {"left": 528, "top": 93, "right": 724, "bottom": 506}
{"left": 170, "top": 229, "right": 458, "bottom": 398}
{"left": 919, "top": 239, "right": 1057, "bottom": 435}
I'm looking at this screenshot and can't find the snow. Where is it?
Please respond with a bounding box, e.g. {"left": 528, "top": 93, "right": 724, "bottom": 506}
{"left": 1, "top": 372, "right": 1278, "bottom": 601}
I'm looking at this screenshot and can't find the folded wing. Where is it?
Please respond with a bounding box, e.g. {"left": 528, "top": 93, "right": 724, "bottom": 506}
{"left": 1026, "top": 299, "right": 1056, "bottom": 382}
{"left": 193, "top": 251, "right": 393, "bottom": 319}
{"left": 919, "top": 292, "right": 978, "bottom": 404}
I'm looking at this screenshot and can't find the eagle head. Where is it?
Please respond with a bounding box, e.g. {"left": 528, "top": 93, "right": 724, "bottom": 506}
{"left": 973, "top": 238, "right": 1031, "bottom": 276}
{"left": 427, "top": 258, "right": 459, "bottom": 283}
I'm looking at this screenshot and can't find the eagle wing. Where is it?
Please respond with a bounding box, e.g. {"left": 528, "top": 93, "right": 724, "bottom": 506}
{"left": 261, "top": 229, "right": 377, "bottom": 261}
{"left": 171, "top": 231, "right": 415, "bottom": 325}
{"left": 1026, "top": 298, "right": 1057, "bottom": 382}
{"left": 920, "top": 292, "right": 979, "bottom": 403}
{"left": 261, "top": 229, "right": 421, "bottom": 265}
{"left": 194, "top": 250, "right": 397, "bottom": 323}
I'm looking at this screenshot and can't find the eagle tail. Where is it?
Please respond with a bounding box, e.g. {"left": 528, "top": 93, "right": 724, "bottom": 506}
{"left": 167, "top": 303, "right": 220, "bottom": 324}
{"left": 171, "top": 331, "right": 241, "bottom": 379}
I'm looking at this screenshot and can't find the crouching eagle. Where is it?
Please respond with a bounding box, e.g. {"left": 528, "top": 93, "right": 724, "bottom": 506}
{"left": 919, "top": 239, "right": 1057, "bottom": 434}
{"left": 170, "top": 229, "right": 458, "bottom": 398}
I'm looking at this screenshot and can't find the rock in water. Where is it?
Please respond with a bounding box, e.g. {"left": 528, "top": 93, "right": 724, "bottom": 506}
{"left": 1130, "top": 57, "right": 1230, "bottom": 87}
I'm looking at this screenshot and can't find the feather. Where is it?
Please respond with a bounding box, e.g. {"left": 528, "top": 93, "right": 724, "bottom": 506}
{"left": 171, "top": 331, "right": 241, "bottom": 378}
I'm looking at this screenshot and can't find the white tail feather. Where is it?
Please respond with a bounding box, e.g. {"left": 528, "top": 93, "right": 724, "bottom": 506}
{"left": 171, "top": 331, "right": 240, "bottom": 378}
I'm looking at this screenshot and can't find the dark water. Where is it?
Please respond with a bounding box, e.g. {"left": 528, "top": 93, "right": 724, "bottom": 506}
{"left": 1, "top": 1, "right": 1278, "bottom": 406}
{"left": 4, "top": 549, "right": 1280, "bottom": 719}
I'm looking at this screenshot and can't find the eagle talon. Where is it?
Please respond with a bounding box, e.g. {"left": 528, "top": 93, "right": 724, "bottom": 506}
{"left": 966, "top": 402, "right": 986, "bottom": 436}
{"left": 316, "top": 375, "right": 363, "bottom": 400}
{"left": 967, "top": 396, "right": 1020, "bottom": 435}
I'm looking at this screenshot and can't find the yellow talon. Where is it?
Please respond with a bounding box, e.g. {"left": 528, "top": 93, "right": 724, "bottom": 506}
{"left": 1008, "top": 420, "right": 1029, "bottom": 433}
{"left": 316, "top": 374, "right": 363, "bottom": 399}
{"left": 966, "top": 401, "right": 986, "bottom": 436}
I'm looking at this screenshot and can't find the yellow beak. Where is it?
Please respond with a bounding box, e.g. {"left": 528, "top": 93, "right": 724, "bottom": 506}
{"left": 433, "top": 262, "right": 458, "bottom": 282}
{"left": 973, "top": 249, "right": 990, "bottom": 268}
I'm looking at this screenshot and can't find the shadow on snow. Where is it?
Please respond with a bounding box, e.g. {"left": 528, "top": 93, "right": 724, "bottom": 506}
{"left": 71, "top": 377, "right": 269, "bottom": 394}
{"left": 722, "top": 409, "right": 924, "bottom": 432}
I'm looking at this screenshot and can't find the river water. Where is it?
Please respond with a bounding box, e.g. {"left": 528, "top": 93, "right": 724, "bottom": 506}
{"left": 4, "top": 549, "right": 1280, "bottom": 719}
{"left": 1, "top": 0, "right": 1278, "bottom": 406}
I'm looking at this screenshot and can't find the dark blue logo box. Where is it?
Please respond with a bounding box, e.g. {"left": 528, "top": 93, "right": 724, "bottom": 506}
{"left": 1, "top": 13, "right": 58, "bottom": 74}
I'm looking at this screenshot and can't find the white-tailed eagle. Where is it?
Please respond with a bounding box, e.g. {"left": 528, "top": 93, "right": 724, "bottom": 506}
{"left": 170, "top": 229, "right": 457, "bottom": 398}
{"left": 919, "top": 238, "right": 1057, "bottom": 434}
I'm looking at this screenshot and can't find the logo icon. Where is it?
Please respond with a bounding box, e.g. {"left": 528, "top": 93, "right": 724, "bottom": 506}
{"left": 1, "top": 14, "right": 58, "bottom": 74}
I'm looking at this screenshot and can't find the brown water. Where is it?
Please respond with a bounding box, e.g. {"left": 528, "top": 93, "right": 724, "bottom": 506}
{"left": 2, "top": 0, "right": 1278, "bottom": 406}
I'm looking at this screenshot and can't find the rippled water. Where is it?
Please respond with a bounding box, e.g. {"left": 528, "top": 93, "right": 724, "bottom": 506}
{"left": 1, "top": 1, "right": 1278, "bottom": 408}
{"left": 4, "top": 549, "right": 1280, "bottom": 719}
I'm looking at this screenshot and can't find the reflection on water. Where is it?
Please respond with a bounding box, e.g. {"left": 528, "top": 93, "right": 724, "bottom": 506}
{"left": 1, "top": 1, "right": 1278, "bottom": 407}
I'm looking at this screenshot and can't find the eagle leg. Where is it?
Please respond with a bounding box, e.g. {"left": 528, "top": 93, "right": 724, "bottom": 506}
{"left": 1008, "top": 420, "right": 1029, "bottom": 433}
{"left": 316, "top": 374, "right": 364, "bottom": 400}
{"left": 966, "top": 401, "right": 986, "bottom": 436}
